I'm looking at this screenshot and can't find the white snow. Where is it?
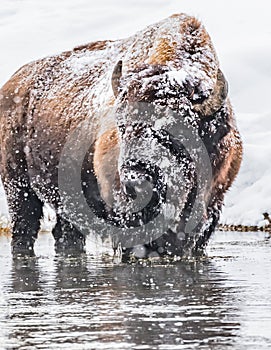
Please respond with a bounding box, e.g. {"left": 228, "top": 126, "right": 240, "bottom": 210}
{"left": 167, "top": 70, "right": 188, "bottom": 87}
{"left": 0, "top": 0, "right": 271, "bottom": 226}
{"left": 221, "top": 112, "right": 271, "bottom": 226}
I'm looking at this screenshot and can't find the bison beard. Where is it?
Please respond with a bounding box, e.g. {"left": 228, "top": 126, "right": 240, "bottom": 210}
{"left": 0, "top": 14, "right": 242, "bottom": 259}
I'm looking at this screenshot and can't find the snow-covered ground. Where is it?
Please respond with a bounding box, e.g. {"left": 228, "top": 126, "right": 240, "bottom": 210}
{"left": 0, "top": 0, "right": 270, "bottom": 226}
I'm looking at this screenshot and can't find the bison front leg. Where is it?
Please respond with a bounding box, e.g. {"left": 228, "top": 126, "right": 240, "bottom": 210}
{"left": 52, "top": 214, "right": 86, "bottom": 254}
{"left": 3, "top": 175, "right": 43, "bottom": 255}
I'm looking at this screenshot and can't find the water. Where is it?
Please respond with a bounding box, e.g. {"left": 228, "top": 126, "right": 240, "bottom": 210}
{"left": 0, "top": 231, "right": 271, "bottom": 350}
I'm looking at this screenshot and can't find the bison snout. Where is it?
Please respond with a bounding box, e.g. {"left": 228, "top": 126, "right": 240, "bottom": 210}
{"left": 118, "top": 160, "right": 166, "bottom": 214}
{"left": 122, "top": 168, "right": 153, "bottom": 202}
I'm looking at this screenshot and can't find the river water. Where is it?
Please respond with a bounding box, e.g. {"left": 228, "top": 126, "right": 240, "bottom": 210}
{"left": 0, "top": 231, "right": 271, "bottom": 350}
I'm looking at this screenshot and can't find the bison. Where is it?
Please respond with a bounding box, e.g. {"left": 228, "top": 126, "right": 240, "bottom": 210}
{"left": 0, "top": 14, "right": 242, "bottom": 259}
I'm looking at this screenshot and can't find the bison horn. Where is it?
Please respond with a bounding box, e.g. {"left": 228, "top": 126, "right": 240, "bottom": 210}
{"left": 112, "top": 60, "right": 123, "bottom": 97}
{"left": 194, "top": 68, "right": 229, "bottom": 116}
{"left": 217, "top": 68, "right": 228, "bottom": 101}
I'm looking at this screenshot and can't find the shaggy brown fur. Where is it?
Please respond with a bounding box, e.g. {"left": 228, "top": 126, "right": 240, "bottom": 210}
{"left": 0, "top": 14, "right": 242, "bottom": 256}
{"left": 94, "top": 128, "right": 120, "bottom": 207}
{"left": 149, "top": 39, "right": 177, "bottom": 65}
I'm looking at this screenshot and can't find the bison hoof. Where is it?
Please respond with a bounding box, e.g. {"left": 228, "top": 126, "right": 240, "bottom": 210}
{"left": 12, "top": 241, "right": 35, "bottom": 257}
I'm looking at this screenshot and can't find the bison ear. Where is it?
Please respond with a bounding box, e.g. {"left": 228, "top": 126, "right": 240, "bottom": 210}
{"left": 112, "top": 60, "right": 123, "bottom": 97}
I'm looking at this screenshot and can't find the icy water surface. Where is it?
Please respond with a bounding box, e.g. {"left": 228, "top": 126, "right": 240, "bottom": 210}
{"left": 0, "top": 231, "right": 271, "bottom": 350}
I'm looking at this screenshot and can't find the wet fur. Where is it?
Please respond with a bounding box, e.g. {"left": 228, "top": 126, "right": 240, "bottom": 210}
{"left": 0, "top": 14, "right": 242, "bottom": 256}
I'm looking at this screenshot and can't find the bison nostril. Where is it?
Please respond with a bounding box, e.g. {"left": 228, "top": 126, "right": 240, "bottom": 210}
{"left": 124, "top": 181, "right": 137, "bottom": 200}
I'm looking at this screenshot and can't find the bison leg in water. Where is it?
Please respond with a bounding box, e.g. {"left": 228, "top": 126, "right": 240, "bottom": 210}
{"left": 52, "top": 214, "right": 86, "bottom": 253}
{"left": 3, "top": 172, "right": 43, "bottom": 254}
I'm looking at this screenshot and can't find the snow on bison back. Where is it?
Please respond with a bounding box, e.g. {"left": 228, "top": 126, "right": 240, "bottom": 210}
{"left": 0, "top": 14, "right": 242, "bottom": 259}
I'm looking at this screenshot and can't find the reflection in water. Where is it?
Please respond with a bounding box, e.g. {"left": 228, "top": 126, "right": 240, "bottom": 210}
{"left": 0, "top": 231, "right": 271, "bottom": 349}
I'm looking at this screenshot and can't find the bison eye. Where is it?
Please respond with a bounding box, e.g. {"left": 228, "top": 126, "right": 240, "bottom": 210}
{"left": 183, "top": 79, "right": 209, "bottom": 105}
{"left": 118, "top": 123, "right": 126, "bottom": 135}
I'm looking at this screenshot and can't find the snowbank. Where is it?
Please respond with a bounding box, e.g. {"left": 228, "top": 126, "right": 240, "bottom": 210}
{"left": 221, "top": 112, "right": 271, "bottom": 226}
{"left": 0, "top": 0, "right": 270, "bottom": 225}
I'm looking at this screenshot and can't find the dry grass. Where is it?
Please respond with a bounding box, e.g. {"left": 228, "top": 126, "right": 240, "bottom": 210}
{"left": 0, "top": 218, "right": 270, "bottom": 239}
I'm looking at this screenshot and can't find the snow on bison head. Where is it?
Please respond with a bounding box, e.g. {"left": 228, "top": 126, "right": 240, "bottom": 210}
{"left": 0, "top": 14, "right": 242, "bottom": 259}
